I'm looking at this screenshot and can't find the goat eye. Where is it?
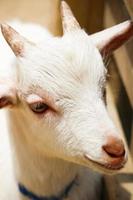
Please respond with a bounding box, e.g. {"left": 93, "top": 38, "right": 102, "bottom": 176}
{"left": 29, "top": 102, "right": 49, "bottom": 114}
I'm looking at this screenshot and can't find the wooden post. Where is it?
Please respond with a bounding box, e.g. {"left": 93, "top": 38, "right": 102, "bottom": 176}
{"left": 123, "top": 0, "right": 133, "bottom": 160}
{"left": 124, "top": 0, "right": 133, "bottom": 19}
{"left": 130, "top": 124, "right": 133, "bottom": 155}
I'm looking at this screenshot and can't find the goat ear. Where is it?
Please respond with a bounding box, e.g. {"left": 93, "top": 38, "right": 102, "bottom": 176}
{"left": 0, "top": 83, "right": 17, "bottom": 108}
{"left": 61, "top": 1, "right": 81, "bottom": 33}
{"left": 90, "top": 20, "right": 133, "bottom": 57}
{"left": 1, "top": 23, "right": 34, "bottom": 57}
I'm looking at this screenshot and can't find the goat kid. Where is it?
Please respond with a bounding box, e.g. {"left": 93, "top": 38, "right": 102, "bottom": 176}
{"left": 0, "top": 1, "right": 133, "bottom": 200}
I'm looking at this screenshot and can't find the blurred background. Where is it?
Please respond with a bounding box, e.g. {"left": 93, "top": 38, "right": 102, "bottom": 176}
{"left": 0, "top": 0, "right": 132, "bottom": 199}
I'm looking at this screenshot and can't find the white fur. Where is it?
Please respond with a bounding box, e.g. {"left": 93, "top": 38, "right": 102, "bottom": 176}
{"left": 0, "top": 20, "right": 124, "bottom": 200}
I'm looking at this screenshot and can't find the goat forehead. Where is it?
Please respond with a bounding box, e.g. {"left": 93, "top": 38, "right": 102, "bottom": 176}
{"left": 18, "top": 31, "right": 105, "bottom": 96}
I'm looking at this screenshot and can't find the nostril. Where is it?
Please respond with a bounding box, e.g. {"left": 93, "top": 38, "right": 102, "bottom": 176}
{"left": 102, "top": 136, "right": 125, "bottom": 158}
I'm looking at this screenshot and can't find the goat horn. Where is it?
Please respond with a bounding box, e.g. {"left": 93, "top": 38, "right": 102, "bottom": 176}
{"left": 1, "top": 23, "right": 34, "bottom": 57}
{"left": 61, "top": 1, "right": 81, "bottom": 33}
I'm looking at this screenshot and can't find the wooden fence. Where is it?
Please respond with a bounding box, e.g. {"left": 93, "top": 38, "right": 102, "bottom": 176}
{"left": 103, "top": 0, "right": 133, "bottom": 199}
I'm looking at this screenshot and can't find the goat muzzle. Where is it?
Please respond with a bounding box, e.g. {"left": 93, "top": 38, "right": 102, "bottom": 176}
{"left": 102, "top": 136, "right": 127, "bottom": 170}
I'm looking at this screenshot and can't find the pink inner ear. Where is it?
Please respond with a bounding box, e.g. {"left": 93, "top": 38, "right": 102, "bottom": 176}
{"left": 0, "top": 84, "right": 17, "bottom": 108}
{"left": 0, "top": 97, "right": 12, "bottom": 108}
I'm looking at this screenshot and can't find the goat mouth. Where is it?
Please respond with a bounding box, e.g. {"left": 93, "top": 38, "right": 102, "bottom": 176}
{"left": 84, "top": 154, "right": 127, "bottom": 171}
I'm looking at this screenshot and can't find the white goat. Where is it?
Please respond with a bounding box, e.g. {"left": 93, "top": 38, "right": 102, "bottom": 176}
{"left": 0, "top": 1, "right": 133, "bottom": 200}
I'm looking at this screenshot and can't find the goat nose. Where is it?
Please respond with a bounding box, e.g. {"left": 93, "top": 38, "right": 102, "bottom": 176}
{"left": 102, "top": 136, "right": 125, "bottom": 158}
